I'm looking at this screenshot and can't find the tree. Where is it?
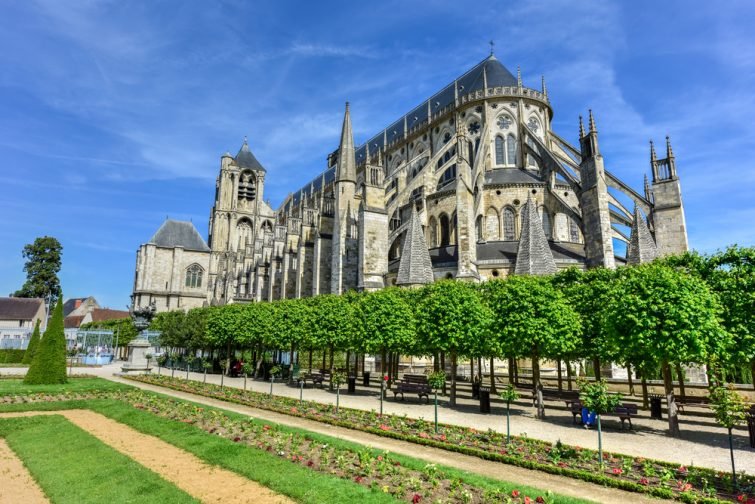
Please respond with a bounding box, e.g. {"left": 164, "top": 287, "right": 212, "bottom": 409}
{"left": 206, "top": 304, "right": 245, "bottom": 375}
{"left": 417, "top": 281, "right": 491, "bottom": 406}
{"left": 486, "top": 276, "right": 581, "bottom": 419}
{"left": 270, "top": 299, "right": 312, "bottom": 383}
{"left": 499, "top": 384, "right": 520, "bottom": 444}
{"left": 24, "top": 297, "right": 67, "bottom": 384}
{"left": 579, "top": 379, "right": 623, "bottom": 465}
{"left": 308, "top": 294, "right": 355, "bottom": 372}
{"left": 709, "top": 384, "right": 750, "bottom": 486}
{"left": 602, "top": 263, "right": 727, "bottom": 436}
{"left": 14, "top": 236, "right": 63, "bottom": 306}
{"left": 21, "top": 320, "right": 41, "bottom": 365}
{"left": 357, "top": 288, "right": 415, "bottom": 385}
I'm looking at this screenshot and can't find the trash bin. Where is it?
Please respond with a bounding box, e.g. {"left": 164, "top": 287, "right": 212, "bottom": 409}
{"left": 650, "top": 395, "right": 663, "bottom": 420}
{"left": 747, "top": 405, "right": 755, "bottom": 449}
{"left": 362, "top": 372, "right": 371, "bottom": 387}
{"left": 472, "top": 381, "right": 480, "bottom": 399}
{"left": 347, "top": 376, "right": 356, "bottom": 394}
{"left": 479, "top": 386, "right": 491, "bottom": 414}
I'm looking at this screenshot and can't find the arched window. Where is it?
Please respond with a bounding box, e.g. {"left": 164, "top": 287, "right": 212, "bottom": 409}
{"left": 495, "top": 136, "right": 505, "bottom": 165}
{"left": 185, "top": 264, "right": 204, "bottom": 288}
{"left": 236, "top": 218, "right": 253, "bottom": 251}
{"left": 540, "top": 208, "right": 552, "bottom": 239}
{"left": 507, "top": 134, "right": 517, "bottom": 166}
{"left": 486, "top": 208, "right": 500, "bottom": 241}
{"left": 428, "top": 216, "right": 437, "bottom": 247}
{"left": 439, "top": 214, "right": 450, "bottom": 247}
{"left": 389, "top": 234, "right": 403, "bottom": 260}
{"left": 503, "top": 207, "right": 516, "bottom": 240}
{"left": 475, "top": 215, "right": 483, "bottom": 241}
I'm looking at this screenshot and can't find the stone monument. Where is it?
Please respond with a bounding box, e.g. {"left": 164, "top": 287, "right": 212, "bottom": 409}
{"left": 121, "top": 302, "right": 156, "bottom": 374}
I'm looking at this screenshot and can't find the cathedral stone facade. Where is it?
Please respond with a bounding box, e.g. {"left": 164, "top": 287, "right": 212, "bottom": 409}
{"left": 131, "top": 53, "right": 688, "bottom": 312}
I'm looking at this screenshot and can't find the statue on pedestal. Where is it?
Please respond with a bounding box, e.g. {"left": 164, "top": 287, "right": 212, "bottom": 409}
{"left": 121, "top": 302, "right": 157, "bottom": 374}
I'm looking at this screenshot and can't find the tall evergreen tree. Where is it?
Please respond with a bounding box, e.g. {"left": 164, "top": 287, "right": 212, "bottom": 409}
{"left": 13, "top": 236, "right": 63, "bottom": 306}
{"left": 21, "top": 319, "right": 41, "bottom": 365}
{"left": 24, "top": 297, "right": 68, "bottom": 384}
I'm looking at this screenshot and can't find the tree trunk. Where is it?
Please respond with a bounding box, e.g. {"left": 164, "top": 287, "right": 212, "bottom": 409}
{"left": 308, "top": 349, "right": 313, "bottom": 372}
{"left": 662, "top": 361, "right": 681, "bottom": 436}
{"left": 477, "top": 356, "right": 483, "bottom": 382}
{"left": 441, "top": 352, "right": 447, "bottom": 395}
{"left": 288, "top": 342, "right": 296, "bottom": 384}
{"left": 513, "top": 359, "right": 519, "bottom": 387}
{"left": 225, "top": 341, "right": 232, "bottom": 376}
{"left": 627, "top": 364, "right": 635, "bottom": 396}
{"left": 470, "top": 358, "right": 475, "bottom": 383}
{"left": 433, "top": 353, "right": 439, "bottom": 372}
{"left": 566, "top": 361, "right": 573, "bottom": 391}
{"left": 346, "top": 351, "right": 351, "bottom": 376}
{"left": 675, "top": 364, "right": 686, "bottom": 401}
{"left": 592, "top": 357, "right": 602, "bottom": 381}
{"left": 328, "top": 346, "right": 334, "bottom": 372}
{"left": 321, "top": 350, "right": 326, "bottom": 371}
{"left": 508, "top": 357, "right": 514, "bottom": 384}
{"left": 490, "top": 357, "right": 497, "bottom": 393}
{"left": 641, "top": 376, "right": 649, "bottom": 409}
{"left": 450, "top": 352, "right": 458, "bottom": 407}
{"left": 533, "top": 353, "right": 544, "bottom": 419}
{"left": 556, "top": 359, "right": 563, "bottom": 392}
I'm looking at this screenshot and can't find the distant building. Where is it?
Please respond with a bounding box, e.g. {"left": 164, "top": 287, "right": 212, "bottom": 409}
{"left": 81, "top": 308, "right": 130, "bottom": 326}
{"left": 63, "top": 296, "right": 100, "bottom": 317}
{"left": 0, "top": 297, "right": 45, "bottom": 349}
{"left": 133, "top": 53, "right": 687, "bottom": 312}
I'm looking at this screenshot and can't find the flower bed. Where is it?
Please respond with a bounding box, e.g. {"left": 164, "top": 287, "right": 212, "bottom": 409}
{"left": 126, "top": 374, "right": 754, "bottom": 503}
{"left": 1, "top": 388, "right": 559, "bottom": 504}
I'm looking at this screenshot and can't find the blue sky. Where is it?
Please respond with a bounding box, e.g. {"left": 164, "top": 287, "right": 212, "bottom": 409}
{"left": 1, "top": 1, "right": 754, "bottom": 309}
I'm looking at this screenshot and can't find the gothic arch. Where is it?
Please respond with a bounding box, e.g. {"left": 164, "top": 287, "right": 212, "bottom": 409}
{"left": 439, "top": 213, "right": 451, "bottom": 247}
{"left": 236, "top": 217, "right": 253, "bottom": 251}
{"left": 389, "top": 232, "right": 405, "bottom": 261}
{"left": 427, "top": 216, "right": 438, "bottom": 247}
{"left": 185, "top": 263, "right": 204, "bottom": 289}
{"left": 485, "top": 207, "right": 500, "bottom": 241}
{"left": 502, "top": 206, "right": 517, "bottom": 240}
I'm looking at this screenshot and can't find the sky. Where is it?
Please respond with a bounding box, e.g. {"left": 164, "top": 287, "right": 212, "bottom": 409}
{"left": 1, "top": 1, "right": 754, "bottom": 309}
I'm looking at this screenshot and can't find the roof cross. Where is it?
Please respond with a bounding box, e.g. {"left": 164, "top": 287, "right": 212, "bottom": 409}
{"left": 489, "top": 40, "right": 495, "bottom": 56}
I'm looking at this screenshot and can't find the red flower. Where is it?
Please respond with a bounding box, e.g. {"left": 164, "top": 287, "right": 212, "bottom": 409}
{"left": 419, "top": 432, "right": 429, "bottom": 439}
{"left": 393, "top": 461, "right": 401, "bottom": 466}
{"left": 377, "top": 455, "right": 383, "bottom": 461}
{"left": 307, "top": 460, "right": 314, "bottom": 467}
{"left": 536, "top": 497, "right": 545, "bottom": 504}
{"left": 233, "top": 436, "right": 241, "bottom": 442}
{"left": 639, "top": 477, "right": 649, "bottom": 486}
{"left": 439, "top": 434, "right": 447, "bottom": 441}
{"left": 677, "top": 465, "right": 688, "bottom": 474}
{"left": 511, "top": 489, "right": 520, "bottom": 498}
{"left": 383, "top": 375, "right": 389, "bottom": 381}
{"left": 612, "top": 467, "right": 623, "bottom": 475}
{"left": 379, "top": 424, "right": 390, "bottom": 431}
{"left": 412, "top": 494, "right": 421, "bottom": 503}
{"left": 354, "top": 476, "right": 363, "bottom": 483}
{"left": 524, "top": 497, "right": 532, "bottom": 504}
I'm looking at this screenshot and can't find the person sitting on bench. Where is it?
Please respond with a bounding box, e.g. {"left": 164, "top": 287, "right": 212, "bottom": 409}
{"left": 582, "top": 406, "right": 597, "bottom": 428}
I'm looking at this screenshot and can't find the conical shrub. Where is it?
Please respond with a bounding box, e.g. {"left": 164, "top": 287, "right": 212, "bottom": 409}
{"left": 24, "top": 298, "right": 67, "bottom": 384}
{"left": 22, "top": 319, "right": 41, "bottom": 365}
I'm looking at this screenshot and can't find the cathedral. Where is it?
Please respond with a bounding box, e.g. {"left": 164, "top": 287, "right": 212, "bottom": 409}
{"left": 131, "top": 53, "right": 688, "bottom": 312}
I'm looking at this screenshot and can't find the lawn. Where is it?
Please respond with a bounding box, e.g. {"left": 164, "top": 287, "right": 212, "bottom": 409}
{"left": 0, "top": 379, "right": 593, "bottom": 504}
{"left": 0, "top": 414, "right": 197, "bottom": 504}
{"left": 0, "top": 376, "right": 130, "bottom": 395}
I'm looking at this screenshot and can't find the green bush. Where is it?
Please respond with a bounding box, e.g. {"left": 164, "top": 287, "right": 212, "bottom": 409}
{"left": 0, "top": 349, "right": 26, "bottom": 363}
{"left": 22, "top": 320, "right": 41, "bottom": 364}
{"left": 24, "top": 298, "right": 67, "bottom": 384}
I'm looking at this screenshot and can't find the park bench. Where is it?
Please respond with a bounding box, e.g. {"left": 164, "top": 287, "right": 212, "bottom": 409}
{"left": 676, "top": 396, "right": 710, "bottom": 413}
{"left": 570, "top": 400, "right": 638, "bottom": 430}
{"left": 296, "top": 372, "right": 325, "bottom": 388}
{"left": 531, "top": 388, "right": 580, "bottom": 408}
{"left": 392, "top": 374, "right": 431, "bottom": 402}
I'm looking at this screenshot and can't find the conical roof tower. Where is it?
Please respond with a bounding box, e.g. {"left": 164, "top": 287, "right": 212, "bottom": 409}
{"left": 627, "top": 206, "right": 658, "bottom": 265}
{"left": 396, "top": 206, "right": 435, "bottom": 286}
{"left": 514, "top": 196, "right": 557, "bottom": 275}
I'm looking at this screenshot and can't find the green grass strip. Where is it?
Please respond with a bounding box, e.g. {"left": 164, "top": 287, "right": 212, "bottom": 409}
{"left": 0, "top": 395, "right": 592, "bottom": 504}
{"left": 0, "top": 377, "right": 130, "bottom": 395}
{"left": 0, "top": 414, "right": 197, "bottom": 504}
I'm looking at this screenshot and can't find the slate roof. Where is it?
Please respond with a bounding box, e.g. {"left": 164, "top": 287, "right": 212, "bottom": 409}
{"left": 514, "top": 197, "right": 557, "bottom": 275}
{"left": 484, "top": 168, "right": 544, "bottom": 185}
{"left": 64, "top": 315, "right": 84, "bottom": 329}
{"left": 63, "top": 298, "right": 86, "bottom": 317}
{"left": 0, "top": 297, "right": 44, "bottom": 320}
{"left": 148, "top": 220, "right": 210, "bottom": 251}
{"left": 234, "top": 138, "right": 266, "bottom": 172}
{"left": 396, "top": 206, "right": 434, "bottom": 286}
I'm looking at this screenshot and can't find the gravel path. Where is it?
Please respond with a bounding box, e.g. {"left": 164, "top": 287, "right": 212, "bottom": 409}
{"left": 0, "top": 438, "right": 48, "bottom": 504}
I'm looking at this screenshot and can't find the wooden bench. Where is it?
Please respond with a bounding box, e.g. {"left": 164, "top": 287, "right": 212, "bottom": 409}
{"left": 676, "top": 396, "right": 710, "bottom": 413}
{"left": 570, "top": 400, "right": 638, "bottom": 430}
{"left": 532, "top": 388, "right": 580, "bottom": 408}
{"left": 296, "top": 372, "right": 325, "bottom": 388}
{"left": 393, "top": 374, "right": 431, "bottom": 402}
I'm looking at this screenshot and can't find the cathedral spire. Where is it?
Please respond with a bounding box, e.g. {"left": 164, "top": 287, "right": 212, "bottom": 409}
{"left": 650, "top": 139, "right": 657, "bottom": 163}
{"left": 517, "top": 66, "right": 523, "bottom": 88}
{"left": 627, "top": 206, "right": 658, "bottom": 265}
{"left": 336, "top": 101, "right": 356, "bottom": 183}
{"left": 396, "top": 205, "right": 434, "bottom": 287}
{"left": 579, "top": 115, "right": 586, "bottom": 139}
{"left": 365, "top": 141, "right": 370, "bottom": 165}
{"left": 665, "top": 135, "right": 674, "bottom": 159}
{"left": 644, "top": 173, "right": 651, "bottom": 201}
{"left": 541, "top": 75, "right": 548, "bottom": 100}
{"left": 514, "top": 196, "right": 557, "bottom": 276}
{"left": 588, "top": 109, "right": 597, "bottom": 133}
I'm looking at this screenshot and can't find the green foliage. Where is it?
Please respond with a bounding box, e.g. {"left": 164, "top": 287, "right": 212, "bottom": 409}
{"left": 24, "top": 298, "right": 67, "bottom": 384}
{"left": 13, "top": 236, "right": 63, "bottom": 305}
{"left": 308, "top": 294, "right": 356, "bottom": 352}
{"left": 241, "top": 362, "right": 254, "bottom": 376}
{"left": 22, "top": 320, "right": 42, "bottom": 364}
{"left": 710, "top": 384, "right": 750, "bottom": 430}
{"left": 427, "top": 371, "right": 446, "bottom": 390}
{"left": 417, "top": 281, "right": 492, "bottom": 358}
{"left": 484, "top": 276, "right": 581, "bottom": 360}
{"left": 578, "top": 379, "right": 622, "bottom": 415}
{"left": 269, "top": 364, "right": 282, "bottom": 377}
{"left": 499, "top": 384, "right": 520, "bottom": 404}
{"left": 0, "top": 349, "right": 26, "bottom": 363}
{"left": 331, "top": 371, "right": 347, "bottom": 387}
{"left": 270, "top": 299, "right": 313, "bottom": 350}
{"left": 602, "top": 263, "right": 726, "bottom": 370}
{"left": 356, "top": 288, "right": 416, "bottom": 354}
